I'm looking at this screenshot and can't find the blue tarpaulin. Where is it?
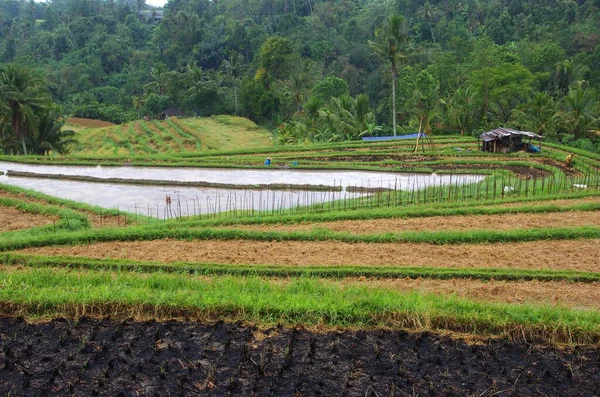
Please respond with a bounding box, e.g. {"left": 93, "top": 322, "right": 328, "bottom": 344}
{"left": 362, "top": 133, "right": 427, "bottom": 141}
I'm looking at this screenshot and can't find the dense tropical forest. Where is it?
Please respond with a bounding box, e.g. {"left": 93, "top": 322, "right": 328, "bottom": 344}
{"left": 0, "top": 0, "right": 599, "bottom": 153}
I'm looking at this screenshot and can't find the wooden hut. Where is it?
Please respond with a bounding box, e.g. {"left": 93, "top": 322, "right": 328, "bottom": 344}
{"left": 479, "top": 128, "right": 543, "bottom": 153}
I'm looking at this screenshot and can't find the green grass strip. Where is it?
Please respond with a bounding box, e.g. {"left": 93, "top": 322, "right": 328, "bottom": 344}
{"left": 6, "top": 253, "right": 600, "bottom": 283}
{"left": 0, "top": 266, "right": 598, "bottom": 344}
{"left": 171, "top": 200, "right": 600, "bottom": 228}
{"left": 1, "top": 225, "right": 599, "bottom": 251}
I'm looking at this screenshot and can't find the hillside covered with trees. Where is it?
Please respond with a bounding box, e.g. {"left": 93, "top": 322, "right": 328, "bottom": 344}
{"left": 0, "top": 0, "right": 599, "bottom": 153}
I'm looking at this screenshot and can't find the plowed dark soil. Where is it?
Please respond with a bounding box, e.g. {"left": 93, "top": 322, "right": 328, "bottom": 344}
{"left": 0, "top": 318, "right": 598, "bottom": 396}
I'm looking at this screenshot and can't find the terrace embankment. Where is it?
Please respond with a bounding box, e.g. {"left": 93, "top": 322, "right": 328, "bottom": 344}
{"left": 220, "top": 210, "right": 600, "bottom": 234}
{"left": 17, "top": 238, "right": 600, "bottom": 272}
{"left": 0, "top": 205, "right": 56, "bottom": 232}
{"left": 1, "top": 318, "right": 599, "bottom": 396}
{"left": 0, "top": 188, "right": 125, "bottom": 228}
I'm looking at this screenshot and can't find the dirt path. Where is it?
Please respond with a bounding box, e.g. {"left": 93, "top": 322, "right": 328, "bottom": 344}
{"left": 17, "top": 238, "right": 600, "bottom": 272}
{"left": 221, "top": 210, "right": 600, "bottom": 234}
{"left": 342, "top": 278, "right": 600, "bottom": 310}
{"left": 0, "top": 205, "right": 56, "bottom": 232}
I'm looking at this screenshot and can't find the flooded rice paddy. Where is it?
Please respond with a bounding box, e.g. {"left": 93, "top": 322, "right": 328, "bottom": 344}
{"left": 0, "top": 162, "right": 484, "bottom": 218}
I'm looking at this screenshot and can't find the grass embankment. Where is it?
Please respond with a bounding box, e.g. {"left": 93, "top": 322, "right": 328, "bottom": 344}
{"left": 0, "top": 184, "right": 136, "bottom": 229}
{"left": 6, "top": 253, "right": 600, "bottom": 283}
{"left": 2, "top": 223, "right": 599, "bottom": 251}
{"left": 0, "top": 266, "right": 598, "bottom": 344}
{"left": 72, "top": 116, "right": 274, "bottom": 156}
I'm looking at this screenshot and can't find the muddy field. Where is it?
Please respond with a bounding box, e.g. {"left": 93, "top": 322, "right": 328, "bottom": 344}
{"left": 0, "top": 318, "right": 598, "bottom": 396}
{"left": 0, "top": 205, "right": 55, "bottom": 232}
{"left": 222, "top": 210, "right": 600, "bottom": 234}
{"left": 18, "top": 238, "right": 600, "bottom": 272}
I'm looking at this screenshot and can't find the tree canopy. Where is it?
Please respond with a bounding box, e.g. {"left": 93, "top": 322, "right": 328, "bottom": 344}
{"left": 0, "top": 0, "right": 598, "bottom": 152}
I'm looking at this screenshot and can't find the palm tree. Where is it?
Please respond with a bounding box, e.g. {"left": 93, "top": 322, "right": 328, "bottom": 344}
{"left": 0, "top": 64, "right": 50, "bottom": 155}
{"left": 146, "top": 63, "right": 169, "bottom": 95}
{"left": 511, "top": 92, "right": 558, "bottom": 136}
{"left": 368, "top": 14, "right": 410, "bottom": 136}
{"left": 186, "top": 64, "right": 205, "bottom": 98}
{"left": 221, "top": 53, "right": 243, "bottom": 115}
{"left": 557, "top": 86, "right": 598, "bottom": 139}
{"left": 440, "top": 87, "right": 476, "bottom": 135}
{"left": 417, "top": 1, "right": 439, "bottom": 43}
{"left": 31, "top": 109, "right": 77, "bottom": 155}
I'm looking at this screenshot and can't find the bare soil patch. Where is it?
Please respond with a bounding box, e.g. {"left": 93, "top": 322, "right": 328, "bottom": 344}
{"left": 18, "top": 239, "right": 600, "bottom": 272}
{"left": 0, "top": 205, "right": 56, "bottom": 232}
{"left": 65, "top": 117, "right": 115, "bottom": 129}
{"left": 540, "top": 158, "right": 581, "bottom": 176}
{"left": 223, "top": 210, "right": 600, "bottom": 234}
{"left": 344, "top": 278, "right": 600, "bottom": 310}
{"left": 0, "top": 318, "right": 598, "bottom": 396}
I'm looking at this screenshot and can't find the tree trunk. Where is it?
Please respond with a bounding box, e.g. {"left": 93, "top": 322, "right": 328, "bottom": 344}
{"left": 428, "top": 21, "right": 436, "bottom": 43}
{"left": 234, "top": 79, "right": 239, "bottom": 115}
{"left": 19, "top": 130, "right": 27, "bottom": 155}
{"left": 392, "top": 68, "right": 397, "bottom": 136}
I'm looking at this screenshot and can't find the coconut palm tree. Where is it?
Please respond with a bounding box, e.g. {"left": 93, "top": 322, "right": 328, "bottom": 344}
{"left": 440, "top": 87, "right": 477, "bottom": 136}
{"left": 31, "top": 109, "right": 77, "bottom": 155}
{"left": 146, "top": 63, "right": 169, "bottom": 95}
{"left": 368, "top": 14, "right": 410, "bottom": 136}
{"left": 0, "top": 64, "right": 50, "bottom": 155}
{"left": 557, "top": 85, "right": 598, "bottom": 139}
{"left": 222, "top": 53, "right": 243, "bottom": 115}
{"left": 511, "top": 92, "right": 558, "bottom": 136}
{"left": 417, "top": 1, "right": 439, "bottom": 43}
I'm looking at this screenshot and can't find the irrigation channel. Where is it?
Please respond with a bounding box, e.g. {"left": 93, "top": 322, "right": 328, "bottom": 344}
{"left": 0, "top": 161, "right": 484, "bottom": 219}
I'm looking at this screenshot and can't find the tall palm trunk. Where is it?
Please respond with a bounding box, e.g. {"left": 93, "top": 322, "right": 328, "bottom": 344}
{"left": 428, "top": 21, "right": 436, "bottom": 43}
{"left": 391, "top": 65, "right": 397, "bottom": 136}
{"left": 234, "top": 79, "right": 239, "bottom": 115}
{"left": 12, "top": 113, "right": 27, "bottom": 155}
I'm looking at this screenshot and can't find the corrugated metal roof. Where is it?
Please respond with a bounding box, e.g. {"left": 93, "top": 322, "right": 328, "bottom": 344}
{"left": 480, "top": 128, "right": 543, "bottom": 142}
{"left": 362, "top": 133, "right": 426, "bottom": 141}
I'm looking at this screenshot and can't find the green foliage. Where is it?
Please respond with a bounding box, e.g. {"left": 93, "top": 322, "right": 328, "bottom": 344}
{"left": 259, "top": 36, "right": 295, "bottom": 80}
{"left": 312, "top": 77, "right": 349, "bottom": 102}
{"left": 0, "top": 0, "right": 598, "bottom": 146}
{"left": 470, "top": 63, "right": 537, "bottom": 124}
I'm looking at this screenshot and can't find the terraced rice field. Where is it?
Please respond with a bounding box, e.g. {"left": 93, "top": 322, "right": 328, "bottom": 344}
{"left": 1, "top": 135, "right": 600, "bottom": 395}
{"left": 72, "top": 115, "right": 273, "bottom": 156}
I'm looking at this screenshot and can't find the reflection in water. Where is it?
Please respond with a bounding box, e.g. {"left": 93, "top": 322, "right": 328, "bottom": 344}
{"left": 0, "top": 162, "right": 485, "bottom": 218}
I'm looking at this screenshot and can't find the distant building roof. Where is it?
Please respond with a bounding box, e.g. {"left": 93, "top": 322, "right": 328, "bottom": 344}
{"left": 162, "top": 107, "right": 185, "bottom": 117}
{"left": 480, "top": 128, "right": 543, "bottom": 142}
{"left": 362, "top": 133, "right": 426, "bottom": 141}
